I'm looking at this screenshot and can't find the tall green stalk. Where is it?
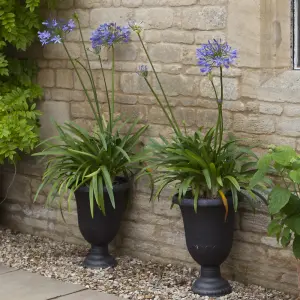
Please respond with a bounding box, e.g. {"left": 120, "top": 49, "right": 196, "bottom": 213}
{"left": 137, "top": 33, "right": 181, "bottom": 136}
{"left": 110, "top": 45, "right": 115, "bottom": 134}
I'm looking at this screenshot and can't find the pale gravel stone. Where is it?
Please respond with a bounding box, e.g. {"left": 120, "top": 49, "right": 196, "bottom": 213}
{"left": 0, "top": 229, "right": 296, "bottom": 300}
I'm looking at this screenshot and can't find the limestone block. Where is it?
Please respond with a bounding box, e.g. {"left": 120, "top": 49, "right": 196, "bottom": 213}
{"left": 277, "top": 117, "right": 300, "bottom": 137}
{"left": 200, "top": 77, "right": 239, "bottom": 100}
{"left": 39, "top": 101, "right": 70, "bottom": 139}
{"left": 56, "top": 69, "right": 74, "bottom": 89}
{"left": 90, "top": 8, "right": 133, "bottom": 27}
{"left": 182, "top": 6, "right": 226, "bottom": 30}
{"left": 43, "top": 43, "right": 80, "bottom": 60}
{"left": 121, "top": 0, "right": 142, "bottom": 7}
{"left": 161, "top": 30, "right": 194, "bottom": 44}
{"left": 38, "top": 69, "right": 55, "bottom": 88}
{"left": 259, "top": 103, "right": 283, "bottom": 115}
{"left": 134, "top": 8, "right": 174, "bottom": 29}
{"left": 1, "top": 173, "right": 31, "bottom": 204}
{"left": 75, "top": 0, "right": 112, "bottom": 8}
{"left": 228, "top": 0, "right": 260, "bottom": 68}
{"left": 233, "top": 114, "right": 275, "bottom": 134}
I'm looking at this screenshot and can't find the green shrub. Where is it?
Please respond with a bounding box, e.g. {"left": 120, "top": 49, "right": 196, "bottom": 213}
{"left": 0, "top": 0, "right": 55, "bottom": 164}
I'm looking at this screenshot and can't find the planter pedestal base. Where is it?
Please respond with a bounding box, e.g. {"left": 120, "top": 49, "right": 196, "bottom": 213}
{"left": 192, "top": 266, "right": 232, "bottom": 297}
{"left": 83, "top": 245, "right": 116, "bottom": 269}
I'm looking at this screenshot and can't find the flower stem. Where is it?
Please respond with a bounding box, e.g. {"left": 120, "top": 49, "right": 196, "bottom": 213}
{"left": 62, "top": 42, "right": 99, "bottom": 128}
{"left": 137, "top": 33, "right": 181, "bottom": 136}
{"left": 98, "top": 53, "right": 111, "bottom": 131}
{"left": 144, "top": 78, "right": 178, "bottom": 134}
{"left": 110, "top": 45, "right": 115, "bottom": 133}
{"left": 77, "top": 18, "right": 102, "bottom": 126}
{"left": 218, "top": 67, "right": 224, "bottom": 151}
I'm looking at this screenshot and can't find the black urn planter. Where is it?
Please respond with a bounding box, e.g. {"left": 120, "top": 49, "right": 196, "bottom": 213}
{"left": 75, "top": 177, "right": 130, "bottom": 269}
{"left": 173, "top": 194, "right": 234, "bottom": 297}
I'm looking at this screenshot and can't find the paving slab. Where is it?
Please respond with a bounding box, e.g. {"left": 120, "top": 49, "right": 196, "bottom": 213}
{"left": 0, "top": 264, "right": 17, "bottom": 275}
{"left": 0, "top": 269, "right": 85, "bottom": 300}
{"left": 59, "top": 290, "right": 122, "bottom": 299}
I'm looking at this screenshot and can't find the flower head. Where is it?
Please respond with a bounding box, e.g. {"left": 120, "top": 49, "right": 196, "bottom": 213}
{"left": 196, "top": 39, "right": 237, "bottom": 74}
{"left": 38, "top": 30, "right": 51, "bottom": 46}
{"left": 90, "top": 23, "right": 131, "bottom": 49}
{"left": 128, "top": 20, "right": 143, "bottom": 34}
{"left": 137, "top": 65, "right": 148, "bottom": 78}
{"left": 38, "top": 18, "right": 76, "bottom": 45}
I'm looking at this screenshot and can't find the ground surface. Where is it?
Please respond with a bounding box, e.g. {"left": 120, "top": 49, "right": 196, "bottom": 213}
{"left": 0, "top": 264, "right": 120, "bottom": 300}
{"left": 0, "top": 228, "right": 296, "bottom": 300}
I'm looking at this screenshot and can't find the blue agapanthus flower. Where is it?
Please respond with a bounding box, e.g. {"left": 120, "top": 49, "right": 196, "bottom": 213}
{"left": 137, "top": 65, "right": 148, "bottom": 78}
{"left": 196, "top": 39, "right": 237, "bottom": 74}
{"left": 90, "top": 23, "right": 131, "bottom": 49}
{"left": 38, "top": 19, "right": 76, "bottom": 45}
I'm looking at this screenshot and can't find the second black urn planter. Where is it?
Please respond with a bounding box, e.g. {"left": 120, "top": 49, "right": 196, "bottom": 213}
{"left": 173, "top": 194, "right": 234, "bottom": 297}
{"left": 75, "top": 176, "right": 130, "bottom": 269}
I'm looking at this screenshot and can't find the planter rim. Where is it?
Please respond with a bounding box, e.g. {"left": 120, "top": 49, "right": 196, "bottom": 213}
{"left": 172, "top": 193, "right": 233, "bottom": 208}
{"left": 76, "top": 176, "right": 130, "bottom": 194}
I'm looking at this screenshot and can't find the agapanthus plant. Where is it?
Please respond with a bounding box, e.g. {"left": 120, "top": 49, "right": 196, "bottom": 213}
{"left": 35, "top": 16, "right": 147, "bottom": 216}
{"left": 131, "top": 24, "right": 267, "bottom": 214}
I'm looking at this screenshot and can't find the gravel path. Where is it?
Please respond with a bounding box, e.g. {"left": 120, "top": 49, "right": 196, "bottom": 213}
{"left": 0, "top": 228, "right": 296, "bottom": 300}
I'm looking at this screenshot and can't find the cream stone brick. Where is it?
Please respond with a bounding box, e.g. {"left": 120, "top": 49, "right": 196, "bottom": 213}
{"left": 182, "top": 6, "right": 226, "bottom": 30}
{"left": 121, "top": 0, "right": 142, "bottom": 7}
{"left": 75, "top": 0, "right": 112, "bottom": 8}
{"left": 56, "top": 69, "right": 74, "bottom": 89}
{"left": 57, "top": 10, "right": 89, "bottom": 28}
{"left": 148, "top": 44, "right": 181, "bottom": 63}
{"left": 196, "top": 109, "right": 232, "bottom": 129}
{"left": 115, "top": 94, "right": 138, "bottom": 104}
{"left": 277, "top": 118, "right": 300, "bottom": 137}
{"left": 90, "top": 8, "right": 133, "bottom": 27}
{"left": 57, "top": 0, "right": 73, "bottom": 8}
{"left": 148, "top": 106, "right": 171, "bottom": 125}
{"left": 166, "top": 0, "right": 196, "bottom": 6}
{"left": 74, "top": 69, "right": 93, "bottom": 90}
{"left": 48, "top": 60, "right": 68, "bottom": 69}
{"left": 161, "top": 30, "right": 194, "bottom": 44}
{"left": 71, "top": 102, "right": 94, "bottom": 119}
{"left": 233, "top": 114, "right": 275, "bottom": 134}
{"left": 284, "top": 105, "right": 300, "bottom": 117}
{"left": 228, "top": 0, "right": 260, "bottom": 67}
{"left": 1, "top": 173, "right": 32, "bottom": 204}
{"left": 134, "top": 8, "right": 174, "bottom": 29}
{"left": 174, "top": 107, "right": 196, "bottom": 126}
{"left": 38, "top": 69, "right": 55, "bottom": 88}
{"left": 51, "top": 89, "right": 72, "bottom": 101}
{"left": 120, "top": 73, "right": 151, "bottom": 94}
{"left": 181, "top": 45, "right": 198, "bottom": 65}
{"left": 43, "top": 43, "right": 80, "bottom": 60}
{"left": 200, "top": 77, "right": 239, "bottom": 100}
{"left": 37, "top": 59, "right": 48, "bottom": 68}
{"left": 119, "top": 104, "right": 148, "bottom": 120}
{"left": 39, "top": 101, "right": 70, "bottom": 139}
{"left": 113, "top": 43, "right": 138, "bottom": 61}
{"left": 162, "top": 64, "right": 183, "bottom": 75}
{"left": 259, "top": 103, "right": 283, "bottom": 115}
{"left": 153, "top": 74, "right": 199, "bottom": 97}
{"left": 195, "top": 30, "right": 226, "bottom": 44}
{"left": 199, "top": 0, "right": 227, "bottom": 4}
{"left": 70, "top": 90, "right": 86, "bottom": 101}
{"left": 144, "top": 30, "right": 161, "bottom": 43}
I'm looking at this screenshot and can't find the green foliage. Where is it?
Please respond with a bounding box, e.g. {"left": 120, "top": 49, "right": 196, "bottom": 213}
{"left": 143, "top": 129, "right": 265, "bottom": 213}
{"left": 256, "top": 145, "right": 300, "bottom": 258}
{"left": 34, "top": 18, "right": 147, "bottom": 215}
{"left": 0, "top": 85, "right": 42, "bottom": 163}
{"left": 0, "top": 0, "right": 51, "bottom": 164}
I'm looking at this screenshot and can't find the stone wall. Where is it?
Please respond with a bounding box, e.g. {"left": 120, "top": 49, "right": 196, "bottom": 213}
{"left": 1, "top": 0, "right": 299, "bottom": 294}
